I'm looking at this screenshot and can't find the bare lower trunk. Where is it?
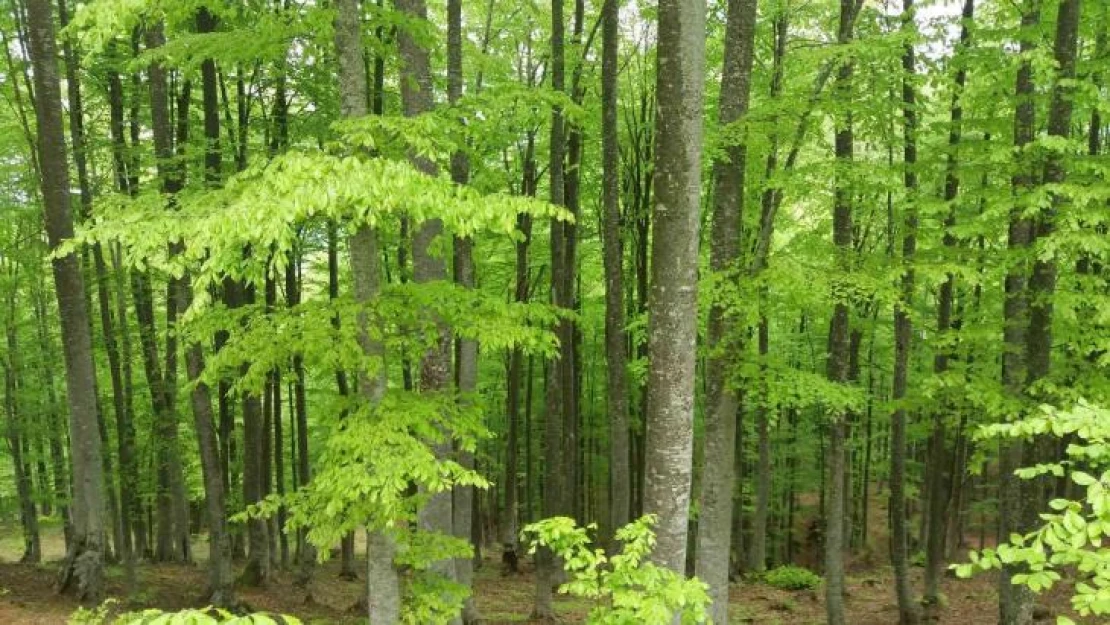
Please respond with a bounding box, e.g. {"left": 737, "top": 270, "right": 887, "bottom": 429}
{"left": 693, "top": 0, "right": 755, "bottom": 618}
{"left": 644, "top": 0, "right": 706, "bottom": 579}
{"left": 600, "top": 0, "right": 630, "bottom": 543}
{"left": 25, "top": 0, "right": 106, "bottom": 601}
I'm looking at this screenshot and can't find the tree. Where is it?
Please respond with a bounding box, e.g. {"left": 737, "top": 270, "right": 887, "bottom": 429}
{"left": 24, "top": 0, "right": 106, "bottom": 602}
{"left": 643, "top": 0, "right": 706, "bottom": 576}
{"left": 694, "top": 0, "right": 756, "bottom": 621}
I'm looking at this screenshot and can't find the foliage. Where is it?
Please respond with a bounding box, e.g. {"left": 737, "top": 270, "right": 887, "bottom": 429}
{"left": 762, "top": 565, "right": 823, "bottom": 591}
{"left": 68, "top": 601, "right": 300, "bottom": 625}
{"left": 522, "top": 515, "right": 711, "bottom": 625}
{"left": 954, "top": 402, "right": 1110, "bottom": 620}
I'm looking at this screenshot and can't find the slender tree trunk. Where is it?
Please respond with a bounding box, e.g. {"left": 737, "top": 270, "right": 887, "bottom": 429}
{"left": 824, "top": 3, "right": 859, "bottom": 623}
{"left": 536, "top": 0, "right": 568, "bottom": 617}
{"left": 644, "top": 0, "right": 706, "bottom": 581}
{"left": 4, "top": 303, "right": 41, "bottom": 563}
{"left": 446, "top": 1, "right": 479, "bottom": 618}
{"left": 601, "top": 0, "right": 631, "bottom": 543}
{"left": 892, "top": 1, "right": 922, "bottom": 622}
{"left": 693, "top": 0, "right": 756, "bottom": 614}
{"left": 142, "top": 19, "right": 190, "bottom": 563}
{"left": 106, "top": 55, "right": 140, "bottom": 583}
{"left": 999, "top": 2, "right": 1041, "bottom": 622}
{"left": 394, "top": 0, "right": 457, "bottom": 612}
{"left": 920, "top": 0, "right": 975, "bottom": 619}
{"left": 751, "top": 314, "right": 771, "bottom": 572}
{"left": 334, "top": 2, "right": 401, "bottom": 622}
{"left": 25, "top": 0, "right": 106, "bottom": 600}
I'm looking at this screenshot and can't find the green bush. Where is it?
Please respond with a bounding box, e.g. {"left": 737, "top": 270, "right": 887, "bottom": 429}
{"left": 69, "top": 601, "right": 302, "bottom": 625}
{"left": 763, "top": 565, "right": 823, "bottom": 591}
{"left": 522, "top": 515, "right": 711, "bottom": 624}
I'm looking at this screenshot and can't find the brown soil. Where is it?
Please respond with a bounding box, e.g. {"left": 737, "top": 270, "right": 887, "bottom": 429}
{"left": 0, "top": 524, "right": 1083, "bottom": 624}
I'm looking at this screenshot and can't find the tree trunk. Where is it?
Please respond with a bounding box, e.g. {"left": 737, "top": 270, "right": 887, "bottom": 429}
{"left": 106, "top": 54, "right": 141, "bottom": 584}
{"left": 334, "top": 1, "right": 401, "bottom": 622}
{"left": 601, "top": 0, "right": 631, "bottom": 543}
{"left": 693, "top": 0, "right": 756, "bottom": 614}
{"left": 536, "top": 0, "right": 568, "bottom": 618}
{"left": 446, "top": 1, "right": 479, "bottom": 618}
{"left": 824, "top": 3, "right": 858, "bottom": 623}
{"left": 4, "top": 305, "right": 41, "bottom": 563}
{"left": 25, "top": 0, "right": 106, "bottom": 601}
{"left": 644, "top": 0, "right": 706, "bottom": 580}
{"left": 892, "top": 1, "right": 922, "bottom": 622}
{"left": 999, "top": 2, "right": 1041, "bottom": 622}
{"left": 143, "top": 19, "right": 190, "bottom": 564}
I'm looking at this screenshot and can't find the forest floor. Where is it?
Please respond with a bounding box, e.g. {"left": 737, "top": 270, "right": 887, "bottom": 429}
{"left": 0, "top": 521, "right": 1081, "bottom": 624}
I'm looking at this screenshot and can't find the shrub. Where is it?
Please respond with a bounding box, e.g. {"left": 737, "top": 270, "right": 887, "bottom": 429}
{"left": 522, "top": 515, "right": 711, "bottom": 624}
{"left": 763, "top": 565, "right": 823, "bottom": 591}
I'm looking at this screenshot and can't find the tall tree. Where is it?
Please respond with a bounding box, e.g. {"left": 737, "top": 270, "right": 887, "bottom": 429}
{"left": 891, "top": 0, "right": 921, "bottom": 622}
{"left": 694, "top": 0, "right": 756, "bottom": 620}
{"left": 999, "top": 1, "right": 1041, "bottom": 622}
{"left": 824, "top": 1, "right": 859, "bottom": 623}
{"left": 600, "top": 0, "right": 631, "bottom": 540}
{"left": 536, "top": 0, "right": 569, "bottom": 618}
{"left": 644, "top": 0, "right": 706, "bottom": 576}
{"left": 334, "top": 1, "right": 401, "bottom": 621}
{"left": 24, "top": 0, "right": 106, "bottom": 601}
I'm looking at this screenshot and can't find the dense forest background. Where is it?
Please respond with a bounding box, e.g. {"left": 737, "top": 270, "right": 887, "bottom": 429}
{"left": 0, "top": 0, "right": 1106, "bottom": 623}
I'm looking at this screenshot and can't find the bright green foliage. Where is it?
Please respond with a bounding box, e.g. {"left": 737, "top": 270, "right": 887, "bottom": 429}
{"left": 954, "top": 402, "right": 1110, "bottom": 618}
{"left": 69, "top": 601, "right": 300, "bottom": 625}
{"left": 522, "top": 515, "right": 712, "bottom": 625}
{"left": 762, "top": 565, "right": 823, "bottom": 591}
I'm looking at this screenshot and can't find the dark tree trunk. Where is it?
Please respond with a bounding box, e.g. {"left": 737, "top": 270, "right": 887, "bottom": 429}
{"left": 536, "top": 0, "right": 568, "bottom": 618}
{"left": 190, "top": 8, "right": 235, "bottom": 603}
{"left": 999, "top": 2, "right": 1041, "bottom": 622}
{"left": 446, "top": 0, "right": 480, "bottom": 618}
{"left": 142, "top": 19, "right": 190, "bottom": 564}
{"left": 600, "top": 0, "right": 631, "bottom": 544}
{"left": 824, "top": 3, "right": 859, "bottom": 623}
{"left": 4, "top": 306, "right": 41, "bottom": 563}
{"left": 892, "top": 1, "right": 923, "bottom": 622}
{"left": 106, "top": 52, "right": 141, "bottom": 582}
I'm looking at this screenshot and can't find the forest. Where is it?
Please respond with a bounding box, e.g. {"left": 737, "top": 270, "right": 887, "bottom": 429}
{"left": 0, "top": 0, "right": 1105, "bottom": 623}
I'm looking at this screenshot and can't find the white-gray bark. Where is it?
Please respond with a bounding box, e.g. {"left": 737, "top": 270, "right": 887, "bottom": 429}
{"left": 644, "top": 0, "right": 706, "bottom": 578}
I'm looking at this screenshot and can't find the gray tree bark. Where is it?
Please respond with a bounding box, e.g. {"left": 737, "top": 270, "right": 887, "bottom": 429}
{"left": 25, "top": 0, "right": 106, "bottom": 601}
{"left": 693, "top": 0, "right": 755, "bottom": 621}
{"left": 644, "top": 0, "right": 706, "bottom": 578}
{"left": 447, "top": 0, "right": 480, "bottom": 620}
{"left": 334, "top": 1, "right": 401, "bottom": 622}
